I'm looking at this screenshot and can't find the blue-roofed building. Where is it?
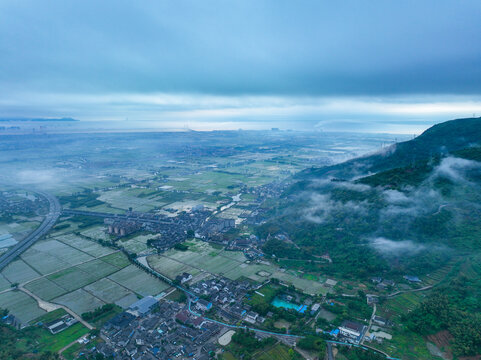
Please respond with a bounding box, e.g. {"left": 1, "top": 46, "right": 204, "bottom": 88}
{"left": 329, "top": 329, "right": 339, "bottom": 338}
{"left": 403, "top": 275, "right": 421, "bottom": 283}
{"left": 128, "top": 296, "right": 159, "bottom": 317}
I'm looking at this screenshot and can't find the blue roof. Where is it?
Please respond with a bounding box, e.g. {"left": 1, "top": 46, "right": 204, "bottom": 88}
{"left": 129, "top": 296, "right": 158, "bottom": 314}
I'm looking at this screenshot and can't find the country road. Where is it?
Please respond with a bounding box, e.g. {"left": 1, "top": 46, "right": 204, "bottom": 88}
{"left": 0, "top": 191, "right": 61, "bottom": 271}
{"left": 19, "top": 286, "right": 94, "bottom": 330}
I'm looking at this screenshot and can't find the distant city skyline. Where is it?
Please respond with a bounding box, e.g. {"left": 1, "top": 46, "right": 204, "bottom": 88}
{"left": 1, "top": 1, "right": 480, "bottom": 133}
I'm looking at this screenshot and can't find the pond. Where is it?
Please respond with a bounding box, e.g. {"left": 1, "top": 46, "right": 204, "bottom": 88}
{"left": 271, "top": 297, "right": 307, "bottom": 313}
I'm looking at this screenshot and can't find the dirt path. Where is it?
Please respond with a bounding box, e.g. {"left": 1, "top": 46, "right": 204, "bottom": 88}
{"left": 387, "top": 285, "right": 433, "bottom": 298}
{"left": 19, "top": 286, "right": 94, "bottom": 330}
{"left": 58, "top": 338, "right": 82, "bottom": 359}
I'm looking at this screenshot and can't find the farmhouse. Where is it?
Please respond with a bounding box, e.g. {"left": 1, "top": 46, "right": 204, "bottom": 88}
{"left": 44, "top": 315, "right": 77, "bottom": 334}
{"left": 175, "top": 272, "right": 193, "bottom": 284}
{"left": 403, "top": 275, "right": 421, "bottom": 283}
{"left": 339, "top": 320, "right": 366, "bottom": 342}
{"left": 245, "top": 311, "right": 259, "bottom": 324}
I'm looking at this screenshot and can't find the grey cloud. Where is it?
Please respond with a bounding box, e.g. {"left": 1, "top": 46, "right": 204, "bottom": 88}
{"left": 369, "top": 237, "right": 427, "bottom": 256}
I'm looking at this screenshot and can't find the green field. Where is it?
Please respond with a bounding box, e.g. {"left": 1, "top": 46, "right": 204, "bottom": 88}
{"left": 25, "top": 277, "right": 67, "bottom": 301}
{"left": 100, "top": 251, "right": 131, "bottom": 268}
{"left": 19, "top": 322, "right": 89, "bottom": 353}
{"left": 255, "top": 343, "right": 295, "bottom": 360}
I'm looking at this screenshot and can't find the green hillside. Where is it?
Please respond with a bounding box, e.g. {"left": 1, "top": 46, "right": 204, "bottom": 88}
{"left": 297, "top": 116, "right": 481, "bottom": 183}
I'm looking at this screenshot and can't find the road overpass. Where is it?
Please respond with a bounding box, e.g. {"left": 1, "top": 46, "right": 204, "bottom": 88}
{"left": 0, "top": 191, "right": 61, "bottom": 271}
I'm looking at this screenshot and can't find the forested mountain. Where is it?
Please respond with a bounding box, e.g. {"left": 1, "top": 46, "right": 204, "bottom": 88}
{"left": 296, "top": 116, "right": 481, "bottom": 184}
{"left": 257, "top": 117, "right": 481, "bottom": 356}
{"left": 260, "top": 117, "right": 481, "bottom": 277}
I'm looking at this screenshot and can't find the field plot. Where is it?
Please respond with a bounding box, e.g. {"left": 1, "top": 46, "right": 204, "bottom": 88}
{"left": 164, "top": 249, "right": 239, "bottom": 275}
{"left": 53, "top": 288, "right": 105, "bottom": 315}
{"left": 21, "top": 249, "right": 72, "bottom": 275}
{"left": 1, "top": 259, "right": 40, "bottom": 284}
{"left": 0, "top": 290, "right": 46, "bottom": 323}
{"left": 98, "top": 189, "right": 166, "bottom": 212}
{"left": 108, "top": 265, "right": 170, "bottom": 296}
{"left": 84, "top": 278, "right": 134, "bottom": 304}
{"left": 100, "top": 252, "right": 131, "bottom": 268}
{"left": 57, "top": 233, "right": 116, "bottom": 257}
{"left": 21, "top": 239, "right": 94, "bottom": 275}
{"left": 0, "top": 273, "right": 10, "bottom": 291}
{"left": 47, "top": 266, "right": 99, "bottom": 292}
{"left": 158, "top": 240, "right": 327, "bottom": 294}
{"left": 383, "top": 292, "right": 426, "bottom": 319}
{"left": 115, "top": 293, "right": 140, "bottom": 309}
{"left": 255, "top": 343, "right": 294, "bottom": 360}
{"left": 220, "top": 250, "right": 248, "bottom": 262}
{"left": 0, "top": 220, "right": 41, "bottom": 238}
{"left": 76, "top": 258, "right": 120, "bottom": 278}
{"left": 147, "top": 256, "right": 200, "bottom": 279}
{"left": 80, "top": 226, "right": 111, "bottom": 241}
{"left": 120, "top": 234, "right": 152, "bottom": 254}
{"left": 273, "top": 271, "right": 326, "bottom": 295}
{"left": 223, "top": 263, "right": 273, "bottom": 281}
{"left": 25, "top": 277, "right": 67, "bottom": 301}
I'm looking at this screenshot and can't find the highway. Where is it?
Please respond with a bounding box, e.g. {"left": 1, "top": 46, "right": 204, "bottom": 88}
{"left": 0, "top": 191, "right": 61, "bottom": 271}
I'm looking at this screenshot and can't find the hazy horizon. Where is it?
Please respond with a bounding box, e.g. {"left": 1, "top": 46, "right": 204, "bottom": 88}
{"left": 1, "top": 1, "right": 481, "bottom": 133}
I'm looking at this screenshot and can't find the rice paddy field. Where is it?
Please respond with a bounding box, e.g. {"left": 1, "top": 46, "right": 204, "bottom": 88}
{"left": 98, "top": 188, "right": 166, "bottom": 212}
{"left": 0, "top": 290, "right": 46, "bottom": 323}
{"left": 1, "top": 259, "right": 40, "bottom": 284}
{"left": 0, "top": 233, "right": 170, "bottom": 323}
{"left": 0, "top": 273, "right": 11, "bottom": 291}
{"left": 54, "top": 288, "right": 105, "bottom": 315}
{"left": 58, "top": 233, "right": 116, "bottom": 257}
{"left": 120, "top": 234, "right": 154, "bottom": 254}
{"left": 108, "top": 264, "right": 170, "bottom": 296}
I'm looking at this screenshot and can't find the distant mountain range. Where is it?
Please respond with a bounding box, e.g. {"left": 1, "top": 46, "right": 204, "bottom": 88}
{"left": 0, "top": 117, "right": 78, "bottom": 122}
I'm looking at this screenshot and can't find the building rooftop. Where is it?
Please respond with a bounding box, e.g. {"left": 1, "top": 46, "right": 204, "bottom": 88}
{"left": 129, "top": 296, "right": 158, "bottom": 315}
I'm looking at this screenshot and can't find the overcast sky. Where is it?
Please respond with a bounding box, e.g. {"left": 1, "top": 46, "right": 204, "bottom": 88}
{"left": 1, "top": 1, "right": 481, "bottom": 132}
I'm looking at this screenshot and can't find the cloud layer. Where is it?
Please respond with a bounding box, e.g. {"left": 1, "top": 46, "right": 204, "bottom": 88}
{"left": 1, "top": 1, "right": 481, "bottom": 130}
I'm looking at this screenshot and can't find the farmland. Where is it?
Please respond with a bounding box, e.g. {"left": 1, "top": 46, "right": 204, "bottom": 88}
{"left": 148, "top": 239, "right": 328, "bottom": 295}
{"left": 0, "top": 232, "right": 171, "bottom": 323}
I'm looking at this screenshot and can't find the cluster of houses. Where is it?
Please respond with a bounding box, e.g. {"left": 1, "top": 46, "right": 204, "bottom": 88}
{"left": 225, "top": 235, "right": 264, "bottom": 260}
{"left": 370, "top": 277, "right": 396, "bottom": 290}
{"left": 98, "top": 299, "right": 223, "bottom": 360}
{"left": 188, "top": 277, "right": 268, "bottom": 326}
{"left": 189, "top": 277, "right": 253, "bottom": 308}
